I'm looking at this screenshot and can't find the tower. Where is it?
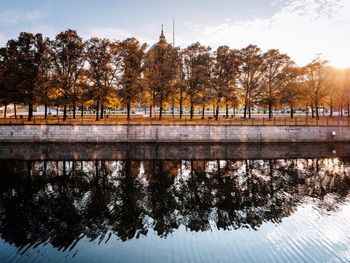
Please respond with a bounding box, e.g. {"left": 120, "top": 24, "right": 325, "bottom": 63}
{"left": 159, "top": 24, "right": 166, "bottom": 42}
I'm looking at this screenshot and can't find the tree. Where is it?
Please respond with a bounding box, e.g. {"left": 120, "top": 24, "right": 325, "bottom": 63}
{"left": 327, "top": 68, "right": 343, "bottom": 117}
{"left": 144, "top": 37, "right": 178, "bottom": 120}
{"left": 0, "top": 46, "right": 14, "bottom": 118}
{"left": 238, "top": 45, "right": 264, "bottom": 119}
{"left": 260, "top": 49, "right": 293, "bottom": 119}
{"left": 344, "top": 69, "right": 350, "bottom": 117}
{"left": 86, "top": 38, "right": 120, "bottom": 121}
{"left": 0, "top": 33, "right": 47, "bottom": 121}
{"left": 304, "top": 57, "right": 331, "bottom": 119}
{"left": 34, "top": 37, "right": 53, "bottom": 120}
{"left": 280, "top": 66, "right": 305, "bottom": 118}
{"left": 182, "top": 43, "right": 211, "bottom": 120}
{"left": 212, "top": 46, "right": 240, "bottom": 120}
{"left": 117, "top": 38, "right": 146, "bottom": 121}
{"left": 176, "top": 51, "right": 187, "bottom": 118}
{"left": 51, "top": 29, "right": 85, "bottom": 121}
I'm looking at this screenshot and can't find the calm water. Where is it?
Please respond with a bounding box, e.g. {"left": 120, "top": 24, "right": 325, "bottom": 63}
{"left": 1, "top": 143, "right": 350, "bottom": 263}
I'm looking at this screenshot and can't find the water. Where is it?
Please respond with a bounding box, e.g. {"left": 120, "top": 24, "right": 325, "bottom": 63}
{"left": 1, "top": 143, "right": 350, "bottom": 263}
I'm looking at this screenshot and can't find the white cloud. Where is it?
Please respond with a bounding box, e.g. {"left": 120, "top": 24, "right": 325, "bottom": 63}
{"left": 0, "top": 8, "right": 51, "bottom": 45}
{"left": 181, "top": 0, "right": 350, "bottom": 68}
{"left": 83, "top": 26, "right": 153, "bottom": 44}
{"left": 84, "top": 27, "right": 132, "bottom": 40}
{"left": 0, "top": 32, "right": 7, "bottom": 46}
{"left": 0, "top": 10, "right": 45, "bottom": 25}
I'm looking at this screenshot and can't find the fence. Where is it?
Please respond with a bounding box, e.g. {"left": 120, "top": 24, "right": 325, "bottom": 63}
{"left": 1, "top": 115, "right": 350, "bottom": 126}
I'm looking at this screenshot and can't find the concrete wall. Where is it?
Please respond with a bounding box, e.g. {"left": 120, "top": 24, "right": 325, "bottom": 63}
{"left": 0, "top": 124, "right": 349, "bottom": 142}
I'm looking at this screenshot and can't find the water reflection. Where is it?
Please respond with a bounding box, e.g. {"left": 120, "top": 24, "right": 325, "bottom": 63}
{"left": 1, "top": 157, "right": 350, "bottom": 254}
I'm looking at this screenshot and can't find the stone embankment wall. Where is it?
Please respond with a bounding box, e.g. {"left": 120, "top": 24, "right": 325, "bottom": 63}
{"left": 0, "top": 125, "right": 349, "bottom": 143}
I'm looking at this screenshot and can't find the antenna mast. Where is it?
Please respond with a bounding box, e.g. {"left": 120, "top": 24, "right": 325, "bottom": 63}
{"left": 172, "top": 18, "right": 175, "bottom": 46}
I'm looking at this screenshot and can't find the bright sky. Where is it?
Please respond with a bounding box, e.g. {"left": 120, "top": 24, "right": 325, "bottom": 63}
{"left": 0, "top": 0, "right": 349, "bottom": 68}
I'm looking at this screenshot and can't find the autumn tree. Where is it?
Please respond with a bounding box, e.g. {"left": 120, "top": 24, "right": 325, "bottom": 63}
{"left": 260, "top": 49, "right": 293, "bottom": 119}
{"left": 238, "top": 45, "right": 264, "bottom": 119}
{"left": 0, "top": 33, "right": 47, "bottom": 121}
{"left": 182, "top": 43, "right": 211, "bottom": 120}
{"left": 304, "top": 57, "right": 331, "bottom": 119}
{"left": 280, "top": 66, "right": 305, "bottom": 118}
{"left": 51, "top": 29, "right": 85, "bottom": 121}
{"left": 144, "top": 35, "right": 178, "bottom": 120}
{"left": 344, "top": 69, "right": 350, "bottom": 117}
{"left": 86, "top": 38, "right": 120, "bottom": 120}
{"left": 212, "top": 46, "right": 240, "bottom": 120}
{"left": 117, "top": 38, "right": 146, "bottom": 120}
{"left": 327, "top": 68, "right": 343, "bottom": 117}
{"left": 34, "top": 37, "right": 53, "bottom": 119}
{"left": 0, "top": 46, "right": 14, "bottom": 118}
{"left": 176, "top": 51, "right": 187, "bottom": 118}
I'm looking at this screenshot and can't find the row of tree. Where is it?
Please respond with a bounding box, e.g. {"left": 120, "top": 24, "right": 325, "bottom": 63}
{"left": 0, "top": 29, "right": 349, "bottom": 121}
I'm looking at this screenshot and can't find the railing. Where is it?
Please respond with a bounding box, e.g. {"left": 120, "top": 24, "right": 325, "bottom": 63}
{"left": 1, "top": 115, "right": 350, "bottom": 126}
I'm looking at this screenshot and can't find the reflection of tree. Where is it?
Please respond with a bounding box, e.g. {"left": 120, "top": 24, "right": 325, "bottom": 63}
{"left": 1, "top": 157, "right": 350, "bottom": 251}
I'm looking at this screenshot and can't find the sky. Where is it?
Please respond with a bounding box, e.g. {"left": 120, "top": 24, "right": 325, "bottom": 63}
{"left": 0, "top": 0, "right": 349, "bottom": 68}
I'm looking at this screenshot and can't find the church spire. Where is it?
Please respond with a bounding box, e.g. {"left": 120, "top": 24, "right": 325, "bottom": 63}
{"left": 159, "top": 24, "right": 166, "bottom": 41}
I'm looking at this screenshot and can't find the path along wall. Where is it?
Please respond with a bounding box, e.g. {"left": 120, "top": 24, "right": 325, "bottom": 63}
{"left": 0, "top": 125, "right": 349, "bottom": 142}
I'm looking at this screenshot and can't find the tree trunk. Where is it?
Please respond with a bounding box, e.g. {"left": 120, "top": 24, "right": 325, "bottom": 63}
{"left": 225, "top": 101, "right": 229, "bottom": 118}
{"left": 152, "top": 91, "right": 156, "bottom": 118}
{"left": 315, "top": 100, "right": 319, "bottom": 119}
{"left": 215, "top": 103, "right": 219, "bottom": 121}
{"left": 201, "top": 103, "right": 205, "bottom": 119}
{"left": 290, "top": 104, "right": 294, "bottom": 119}
{"left": 28, "top": 103, "right": 33, "bottom": 121}
{"left": 311, "top": 104, "right": 314, "bottom": 118}
{"left": 44, "top": 103, "right": 48, "bottom": 120}
{"left": 63, "top": 103, "right": 67, "bottom": 121}
{"left": 81, "top": 104, "right": 84, "bottom": 118}
{"left": 268, "top": 102, "right": 273, "bottom": 119}
{"left": 149, "top": 103, "right": 152, "bottom": 118}
{"left": 73, "top": 101, "right": 76, "bottom": 119}
{"left": 95, "top": 101, "right": 100, "bottom": 121}
{"left": 190, "top": 101, "right": 194, "bottom": 120}
{"left": 4, "top": 104, "right": 7, "bottom": 118}
{"left": 127, "top": 103, "right": 131, "bottom": 121}
{"left": 100, "top": 104, "right": 104, "bottom": 119}
{"left": 243, "top": 103, "right": 247, "bottom": 119}
{"left": 179, "top": 88, "right": 183, "bottom": 119}
{"left": 248, "top": 105, "right": 251, "bottom": 119}
{"left": 171, "top": 101, "right": 175, "bottom": 118}
{"left": 341, "top": 105, "right": 344, "bottom": 117}
{"left": 14, "top": 103, "right": 17, "bottom": 119}
{"left": 233, "top": 104, "right": 236, "bottom": 117}
{"left": 330, "top": 98, "right": 333, "bottom": 117}
{"left": 159, "top": 100, "right": 163, "bottom": 120}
